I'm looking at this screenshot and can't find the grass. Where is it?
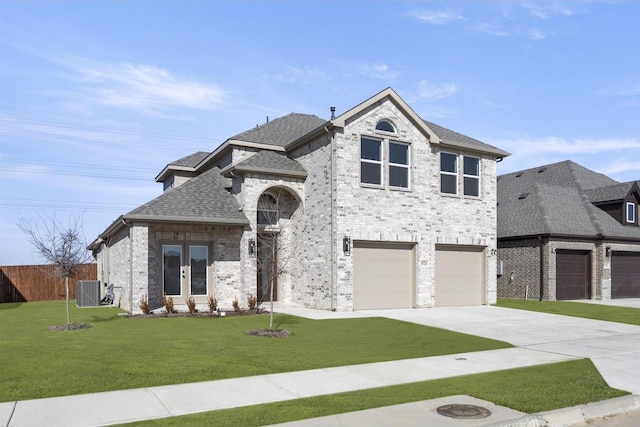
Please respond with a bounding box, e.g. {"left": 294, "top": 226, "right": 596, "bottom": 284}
{"left": 497, "top": 299, "right": 640, "bottom": 325}
{"left": 0, "top": 300, "right": 512, "bottom": 402}
{"left": 120, "top": 359, "right": 627, "bottom": 427}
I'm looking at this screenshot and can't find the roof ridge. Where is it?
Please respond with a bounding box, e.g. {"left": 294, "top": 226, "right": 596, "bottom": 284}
{"left": 534, "top": 183, "right": 553, "bottom": 233}
{"left": 567, "top": 163, "right": 606, "bottom": 235}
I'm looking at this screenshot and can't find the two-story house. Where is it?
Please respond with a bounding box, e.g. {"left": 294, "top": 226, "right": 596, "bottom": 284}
{"left": 90, "top": 88, "right": 509, "bottom": 313}
{"left": 497, "top": 160, "right": 640, "bottom": 301}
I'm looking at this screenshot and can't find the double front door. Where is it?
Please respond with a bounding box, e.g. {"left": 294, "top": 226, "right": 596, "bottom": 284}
{"left": 163, "top": 244, "right": 209, "bottom": 299}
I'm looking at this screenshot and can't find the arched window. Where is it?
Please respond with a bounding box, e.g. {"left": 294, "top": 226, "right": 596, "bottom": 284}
{"left": 375, "top": 120, "right": 395, "bottom": 133}
{"left": 257, "top": 193, "right": 278, "bottom": 225}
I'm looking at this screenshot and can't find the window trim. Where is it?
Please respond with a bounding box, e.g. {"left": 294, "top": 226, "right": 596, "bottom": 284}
{"left": 360, "top": 136, "right": 383, "bottom": 186}
{"left": 626, "top": 202, "right": 636, "bottom": 224}
{"left": 388, "top": 140, "right": 410, "bottom": 189}
{"left": 375, "top": 120, "right": 396, "bottom": 133}
{"left": 440, "top": 152, "right": 458, "bottom": 195}
{"left": 189, "top": 245, "right": 209, "bottom": 296}
{"left": 440, "top": 152, "right": 482, "bottom": 198}
{"left": 462, "top": 155, "right": 481, "bottom": 197}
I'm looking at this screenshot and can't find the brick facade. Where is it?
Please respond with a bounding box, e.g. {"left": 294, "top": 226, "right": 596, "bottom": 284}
{"left": 93, "top": 91, "right": 503, "bottom": 313}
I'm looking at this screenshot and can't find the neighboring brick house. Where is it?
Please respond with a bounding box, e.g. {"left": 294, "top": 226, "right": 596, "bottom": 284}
{"left": 497, "top": 160, "right": 640, "bottom": 301}
{"left": 90, "top": 88, "right": 509, "bottom": 313}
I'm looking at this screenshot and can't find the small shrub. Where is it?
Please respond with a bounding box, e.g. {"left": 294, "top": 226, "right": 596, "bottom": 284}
{"left": 139, "top": 295, "right": 151, "bottom": 314}
{"left": 207, "top": 294, "right": 218, "bottom": 312}
{"left": 164, "top": 295, "right": 174, "bottom": 313}
{"left": 247, "top": 294, "right": 257, "bottom": 310}
{"left": 232, "top": 296, "right": 240, "bottom": 312}
{"left": 186, "top": 296, "right": 197, "bottom": 314}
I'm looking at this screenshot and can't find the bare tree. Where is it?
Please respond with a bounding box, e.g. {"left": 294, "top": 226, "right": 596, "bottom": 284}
{"left": 255, "top": 189, "right": 298, "bottom": 330}
{"left": 18, "top": 213, "right": 92, "bottom": 326}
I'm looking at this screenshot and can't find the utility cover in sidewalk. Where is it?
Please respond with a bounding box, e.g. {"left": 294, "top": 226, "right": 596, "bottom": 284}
{"left": 437, "top": 404, "right": 491, "bottom": 419}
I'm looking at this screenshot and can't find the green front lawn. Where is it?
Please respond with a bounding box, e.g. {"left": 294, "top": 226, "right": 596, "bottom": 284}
{"left": 1, "top": 301, "right": 511, "bottom": 402}
{"left": 121, "top": 359, "right": 626, "bottom": 427}
{"left": 497, "top": 299, "right": 640, "bottom": 325}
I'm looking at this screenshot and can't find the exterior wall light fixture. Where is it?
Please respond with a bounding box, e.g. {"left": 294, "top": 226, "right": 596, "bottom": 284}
{"left": 343, "top": 236, "right": 351, "bottom": 255}
{"left": 248, "top": 239, "right": 256, "bottom": 255}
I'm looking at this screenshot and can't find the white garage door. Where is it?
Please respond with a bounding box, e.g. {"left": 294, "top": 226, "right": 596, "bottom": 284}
{"left": 435, "top": 245, "right": 486, "bottom": 306}
{"left": 353, "top": 242, "right": 415, "bottom": 310}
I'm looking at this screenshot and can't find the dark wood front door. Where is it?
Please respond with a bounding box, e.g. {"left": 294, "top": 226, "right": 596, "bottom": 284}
{"left": 556, "top": 250, "right": 591, "bottom": 300}
{"left": 612, "top": 251, "right": 640, "bottom": 298}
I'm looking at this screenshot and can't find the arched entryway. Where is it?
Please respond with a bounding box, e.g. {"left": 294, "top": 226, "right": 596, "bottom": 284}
{"left": 255, "top": 187, "right": 301, "bottom": 304}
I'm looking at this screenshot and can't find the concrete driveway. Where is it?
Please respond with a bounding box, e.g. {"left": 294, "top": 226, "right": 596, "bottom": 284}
{"left": 361, "top": 304, "right": 640, "bottom": 394}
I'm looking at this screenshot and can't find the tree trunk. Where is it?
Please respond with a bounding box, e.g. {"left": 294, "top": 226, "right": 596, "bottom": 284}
{"left": 65, "top": 276, "right": 70, "bottom": 325}
{"left": 269, "top": 238, "right": 275, "bottom": 330}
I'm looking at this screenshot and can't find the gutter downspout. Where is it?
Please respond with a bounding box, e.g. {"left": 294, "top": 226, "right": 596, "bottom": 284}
{"left": 328, "top": 126, "right": 336, "bottom": 311}
{"left": 539, "top": 236, "right": 545, "bottom": 301}
{"left": 125, "top": 220, "right": 134, "bottom": 313}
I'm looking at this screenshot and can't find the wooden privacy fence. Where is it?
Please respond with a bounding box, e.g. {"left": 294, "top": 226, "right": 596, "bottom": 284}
{"left": 0, "top": 264, "right": 97, "bottom": 303}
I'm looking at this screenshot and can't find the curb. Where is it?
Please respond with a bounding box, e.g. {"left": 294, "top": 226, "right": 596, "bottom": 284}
{"left": 481, "top": 395, "right": 640, "bottom": 427}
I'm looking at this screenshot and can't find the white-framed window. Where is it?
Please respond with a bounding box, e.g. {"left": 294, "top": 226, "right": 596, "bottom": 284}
{"left": 440, "top": 152, "right": 481, "bottom": 197}
{"left": 375, "top": 120, "right": 396, "bottom": 133}
{"left": 189, "top": 245, "right": 208, "bottom": 295}
{"left": 627, "top": 202, "right": 636, "bottom": 224}
{"left": 360, "top": 137, "right": 383, "bottom": 185}
{"left": 440, "top": 152, "right": 458, "bottom": 194}
{"left": 163, "top": 244, "right": 183, "bottom": 296}
{"left": 463, "top": 156, "right": 480, "bottom": 197}
{"left": 389, "top": 141, "right": 409, "bottom": 188}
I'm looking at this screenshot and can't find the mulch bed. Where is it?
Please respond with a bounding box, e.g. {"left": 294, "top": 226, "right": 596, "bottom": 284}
{"left": 49, "top": 323, "right": 92, "bottom": 332}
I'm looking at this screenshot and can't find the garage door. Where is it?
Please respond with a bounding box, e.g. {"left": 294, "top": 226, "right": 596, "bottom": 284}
{"left": 556, "top": 250, "right": 591, "bottom": 300}
{"left": 612, "top": 251, "right": 640, "bottom": 298}
{"left": 353, "top": 242, "right": 415, "bottom": 310}
{"left": 435, "top": 246, "right": 485, "bottom": 307}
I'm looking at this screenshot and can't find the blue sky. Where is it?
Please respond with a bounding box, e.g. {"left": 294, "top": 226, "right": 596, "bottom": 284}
{"left": 1, "top": 1, "right": 639, "bottom": 265}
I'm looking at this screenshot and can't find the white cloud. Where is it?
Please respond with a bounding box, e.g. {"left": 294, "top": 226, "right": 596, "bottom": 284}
{"left": 417, "top": 80, "right": 458, "bottom": 101}
{"left": 271, "top": 66, "right": 326, "bottom": 84}
{"left": 408, "top": 10, "right": 466, "bottom": 25}
{"left": 523, "top": 2, "right": 577, "bottom": 20}
{"left": 598, "top": 159, "right": 640, "bottom": 176}
{"left": 527, "top": 28, "right": 548, "bottom": 40}
{"left": 358, "top": 63, "right": 398, "bottom": 80}
{"left": 476, "top": 22, "right": 509, "bottom": 37}
{"left": 499, "top": 136, "right": 640, "bottom": 155}
{"left": 77, "top": 63, "right": 225, "bottom": 113}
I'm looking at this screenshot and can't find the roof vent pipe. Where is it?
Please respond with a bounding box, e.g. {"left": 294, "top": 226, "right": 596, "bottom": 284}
{"left": 330, "top": 106, "right": 336, "bottom": 120}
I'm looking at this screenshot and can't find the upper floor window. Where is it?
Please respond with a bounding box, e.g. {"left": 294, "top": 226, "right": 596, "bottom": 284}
{"left": 627, "top": 202, "right": 636, "bottom": 224}
{"left": 360, "top": 137, "right": 382, "bottom": 185}
{"left": 389, "top": 141, "right": 409, "bottom": 188}
{"left": 440, "top": 152, "right": 480, "bottom": 197}
{"left": 440, "top": 153, "right": 458, "bottom": 194}
{"left": 375, "top": 120, "right": 395, "bottom": 133}
{"left": 463, "top": 156, "right": 480, "bottom": 197}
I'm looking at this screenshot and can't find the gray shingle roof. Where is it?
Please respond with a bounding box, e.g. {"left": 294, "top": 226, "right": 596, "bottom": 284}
{"left": 230, "top": 113, "right": 327, "bottom": 147}
{"left": 423, "top": 120, "right": 506, "bottom": 155}
{"left": 168, "top": 151, "right": 210, "bottom": 168}
{"left": 230, "top": 151, "right": 307, "bottom": 177}
{"left": 585, "top": 182, "right": 638, "bottom": 203}
{"left": 127, "top": 167, "right": 248, "bottom": 225}
{"left": 498, "top": 160, "right": 640, "bottom": 240}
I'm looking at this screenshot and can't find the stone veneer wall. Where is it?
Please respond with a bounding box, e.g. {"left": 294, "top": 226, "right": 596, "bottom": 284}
{"left": 146, "top": 223, "right": 243, "bottom": 312}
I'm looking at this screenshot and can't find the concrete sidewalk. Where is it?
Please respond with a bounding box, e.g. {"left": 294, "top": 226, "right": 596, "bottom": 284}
{"left": 0, "top": 347, "right": 574, "bottom": 427}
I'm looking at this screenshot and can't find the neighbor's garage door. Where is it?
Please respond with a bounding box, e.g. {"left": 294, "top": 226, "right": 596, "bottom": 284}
{"left": 352, "top": 242, "right": 415, "bottom": 310}
{"left": 556, "top": 250, "right": 591, "bottom": 300}
{"left": 435, "top": 246, "right": 485, "bottom": 306}
{"left": 612, "top": 251, "right": 640, "bottom": 298}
